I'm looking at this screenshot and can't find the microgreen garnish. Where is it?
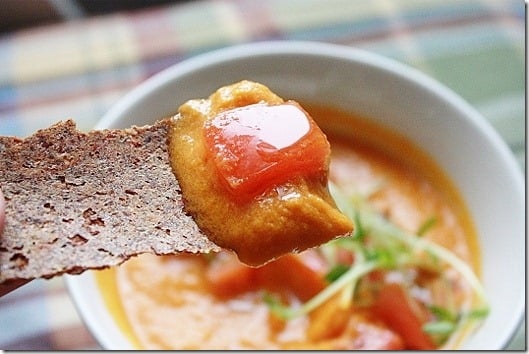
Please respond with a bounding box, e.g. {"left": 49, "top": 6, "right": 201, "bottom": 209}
{"left": 423, "top": 320, "right": 456, "bottom": 335}
{"left": 325, "top": 264, "right": 350, "bottom": 283}
{"left": 352, "top": 211, "right": 366, "bottom": 240}
{"left": 429, "top": 305, "right": 458, "bottom": 323}
{"left": 263, "top": 182, "right": 489, "bottom": 348}
{"left": 417, "top": 216, "right": 437, "bottom": 236}
{"left": 465, "top": 307, "right": 490, "bottom": 319}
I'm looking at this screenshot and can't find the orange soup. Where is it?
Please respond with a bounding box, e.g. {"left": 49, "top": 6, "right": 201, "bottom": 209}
{"left": 95, "top": 106, "right": 484, "bottom": 350}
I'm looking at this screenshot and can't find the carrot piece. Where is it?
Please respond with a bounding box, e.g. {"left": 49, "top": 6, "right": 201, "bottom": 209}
{"left": 307, "top": 295, "right": 351, "bottom": 341}
{"left": 307, "top": 310, "right": 405, "bottom": 350}
{"left": 206, "top": 253, "right": 257, "bottom": 298}
{"left": 371, "top": 283, "right": 435, "bottom": 350}
{"left": 256, "top": 254, "right": 327, "bottom": 301}
{"left": 206, "top": 252, "right": 326, "bottom": 300}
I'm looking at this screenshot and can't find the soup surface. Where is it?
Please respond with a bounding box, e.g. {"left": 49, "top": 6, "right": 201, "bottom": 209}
{"left": 96, "top": 106, "right": 482, "bottom": 350}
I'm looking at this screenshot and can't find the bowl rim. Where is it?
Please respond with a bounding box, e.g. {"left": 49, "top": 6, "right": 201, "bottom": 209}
{"left": 68, "top": 40, "right": 524, "bottom": 350}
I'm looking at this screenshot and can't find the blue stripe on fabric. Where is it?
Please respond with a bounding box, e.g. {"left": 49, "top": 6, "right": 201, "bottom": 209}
{"left": 0, "top": 280, "right": 49, "bottom": 346}
{"left": 0, "top": 34, "right": 18, "bottom": 126}
{"left": 2, "top": 63, "right": 141, "bottom": 111}
{"left": 0, "top": 116, "right": 23, "bottom": 136}
{"left": 281, "top": 1, "right": 523, "bottom": 43}
{"left": 284, "top": 17, "right": 390, "bottom": 41}
{"left": 0, "top": 85, "right": 17, "bottom": 111}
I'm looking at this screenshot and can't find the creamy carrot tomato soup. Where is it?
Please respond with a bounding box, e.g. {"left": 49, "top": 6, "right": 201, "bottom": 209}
{"left": 95, "top": 104, "right": 486, "bottom": 350}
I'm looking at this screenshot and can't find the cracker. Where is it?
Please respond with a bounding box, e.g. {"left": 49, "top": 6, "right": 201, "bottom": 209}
{"left": 0, "top": 119, "right": 220, "bottom": 283}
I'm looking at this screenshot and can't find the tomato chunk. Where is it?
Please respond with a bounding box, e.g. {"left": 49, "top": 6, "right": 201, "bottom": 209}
{"left": 371, "top": 283, "right": 435, "bottom": 350}
{"left": 203, "top": 102, "right": 330, "bottom": 200}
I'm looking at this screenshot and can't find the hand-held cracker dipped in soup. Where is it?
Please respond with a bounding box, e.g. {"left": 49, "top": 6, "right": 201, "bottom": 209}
{"left": 168, "top": 81, "right": 353, "bottom": 265}
{"left": 96, "top": 81, "right": 489, "bottom": 350}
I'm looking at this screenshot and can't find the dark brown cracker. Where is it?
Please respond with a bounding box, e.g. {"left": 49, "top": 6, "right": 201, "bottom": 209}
{"left": 0, "top": 119, "right": 220, "bottom": 283}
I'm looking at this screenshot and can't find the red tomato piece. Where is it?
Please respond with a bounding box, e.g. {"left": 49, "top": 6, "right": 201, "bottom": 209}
{"left": 203, "top": 102, "right": 330, "bottom": 201}
{"left": 371, "top": 283, "right": 435, "bottom": 350}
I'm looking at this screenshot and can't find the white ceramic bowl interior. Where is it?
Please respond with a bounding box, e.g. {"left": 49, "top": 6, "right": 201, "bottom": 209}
{"left": 66, "top": 41, "right": 525, "bottom": 350}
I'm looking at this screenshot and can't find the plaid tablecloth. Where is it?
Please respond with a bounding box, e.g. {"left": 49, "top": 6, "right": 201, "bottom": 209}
{"left": 0, "top": 0, "right": 524, "bottom": 350}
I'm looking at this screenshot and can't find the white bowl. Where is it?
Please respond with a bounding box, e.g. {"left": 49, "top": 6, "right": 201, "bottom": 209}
{"left": 66, "top": 41, "right": 525, "bottom": 350}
